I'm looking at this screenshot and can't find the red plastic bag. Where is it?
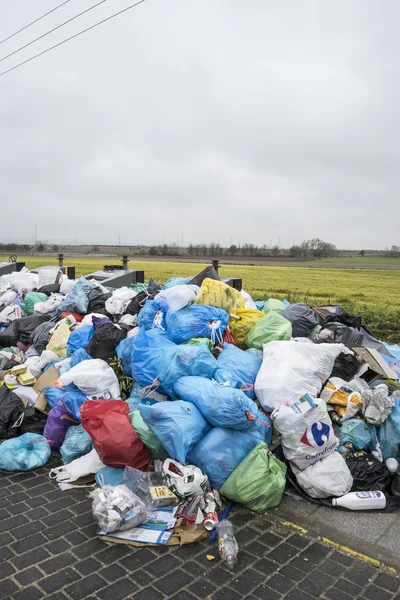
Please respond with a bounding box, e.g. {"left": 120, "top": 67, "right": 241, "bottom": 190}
{"left": 80, "top": 400, "right": 150, "bottom": 469}
{"left": 59, "top": 312, "right": 83, "bottom": 323}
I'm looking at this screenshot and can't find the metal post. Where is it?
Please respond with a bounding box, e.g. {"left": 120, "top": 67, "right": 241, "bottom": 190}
{"left": 121, "top": 255, "right": 129, "bottom": 270}
{"left": 212, "top": 259, "right": 219, "bottom": 273}
{"left": 58, "top": 253, "right": 64, "bottom": 268}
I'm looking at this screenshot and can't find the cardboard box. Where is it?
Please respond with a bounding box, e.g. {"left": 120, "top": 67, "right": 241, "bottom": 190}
{"left": 352, "top": 346, "right": 398, "bottom": 382}
{"left": 33, "top": 366, "right": 59, "bottom": 414}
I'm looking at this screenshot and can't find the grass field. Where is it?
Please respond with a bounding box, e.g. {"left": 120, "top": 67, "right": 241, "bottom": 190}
{"left": 323, "top": 257, "right": 400, "bottom": 264}
{"left": 3, "top": 256, "right": 400, "bottom": 343}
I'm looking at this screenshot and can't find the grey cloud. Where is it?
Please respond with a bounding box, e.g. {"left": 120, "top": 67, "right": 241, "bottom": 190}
{"left": 0, "top": 0, "right": 399, "bottom": 248}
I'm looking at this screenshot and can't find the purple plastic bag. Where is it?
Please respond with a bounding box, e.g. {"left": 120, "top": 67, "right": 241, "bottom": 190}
{"left": 43, "top": 402, "right": 78, "bottom": 449}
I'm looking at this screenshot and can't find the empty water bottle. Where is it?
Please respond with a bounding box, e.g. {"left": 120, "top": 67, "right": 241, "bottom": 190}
{"left": 217, "top": 519, "right": 238, "bottom": 568}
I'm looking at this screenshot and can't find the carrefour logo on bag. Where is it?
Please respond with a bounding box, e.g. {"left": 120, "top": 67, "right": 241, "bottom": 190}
{"left": 300, "top": 421, "right": 331, "bottom": 448}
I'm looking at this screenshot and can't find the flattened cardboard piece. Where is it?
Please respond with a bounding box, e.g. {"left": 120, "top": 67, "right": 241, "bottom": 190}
{"left": 98, "top": 517, "right": 207, "bottom": 547}
{"left": 33, "top": 366, "right": 59, "bottom": 414}
{"left": 352, "top": 346, "right": 398, "bottom": 381}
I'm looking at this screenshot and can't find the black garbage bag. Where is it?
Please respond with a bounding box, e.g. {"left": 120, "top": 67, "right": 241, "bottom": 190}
{"left": 346, "top": 453, "right": 393, "bottom": 493}
{"left": 86, "top": 289, "right": 112, "bottom": 316}
{"left": 148, "top": 279, "right": 162, "bottom": 293}
{"left": 317, "top": 322, "right": 389, "bottom": 355}
{"left": 32, "top": 321, "right": 55, "bottom": 354}
{"left": 19, "top": 407, "right": 47, "bottom": 436}
{"left": 189, "top": 266, "right": 220, "bottom": 288}
{"left": 392, "top": 471, "right": 400, "bottom": 496}
{"left": 280, "top": 303, "right": 321, "bottom": 338}
{"left": 322, "top": 311, "right": 363, "bottom": 331}
{"left": 38, "top": 283, "right": 61, "bottom": 296}
{"left": 330, "top": 351, "right": 361, "bottom": 381}
{"left": 86, "top": 323, "right": 127, "bottom": 361}
{"left": 0, "top": 314, "right": 50, "bottom": 348}
{"left": 0, "top": 386, "right": 25, "bottom": 440}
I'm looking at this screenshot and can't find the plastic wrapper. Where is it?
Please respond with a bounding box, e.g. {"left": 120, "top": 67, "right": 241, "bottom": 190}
{"left": 362, "top": 384, "right": 394, "bottom": 425}
{"left": 91, "top": 484, "right": 148, "bottom": 533}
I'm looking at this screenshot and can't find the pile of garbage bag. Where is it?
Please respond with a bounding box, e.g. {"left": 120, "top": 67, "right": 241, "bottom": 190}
{"left": 1, "top": 264, "right": 400, "bottom": 553}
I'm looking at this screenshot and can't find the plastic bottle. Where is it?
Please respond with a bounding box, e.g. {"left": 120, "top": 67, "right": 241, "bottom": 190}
{"left": 332, "top": 491, "right": 386, "bottom": 510}
{"left": 385, "top": 458, "right": 399, "bottom": 474}
{"left": 217, "top": 520, "right": 239, "bottom": 568}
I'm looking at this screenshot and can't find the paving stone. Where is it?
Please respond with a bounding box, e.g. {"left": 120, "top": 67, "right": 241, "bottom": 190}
{"left": 119, "top": 548, "right": 156, "bottom": 572}
{"left": 229, "top": 568, "right": 265, "bottom": 595}
{"left": 0, "top": 560, "right": 15, "bottom": 579}
{"left": 266, "top": 542, "right": 299, "bottom": 564}
{"left": 212, "top": 586, "right": 243, "bottom": 600}
{"left": 12, "top": 520, "right": 43, "bottom": 539}
{"left": 11, "top": 532, "right": 48, "bottom": 554}
{"left": 97, "top": 578, "right": 138, "bottom": 600}
{"left": 374, "top": 572, "right": 400, "bottom": 593}
{"left": 325, "top": 589, "right": 352, "bottom": 600}
{"left": 12, "top": 586, "right": 44, "bottom": 600}
{"left": 146, "top": 554, "right": 181, "bottom": 577}
{"left": 44, "top": 538, "right": 71, "bottom": 555}
{"left": 39, "top": 567, "right": 79, "bottom": 594}
{"left": 364, "top": 585, "right": 395, "bottom": 600}
{"left": 252, "top": 585, "right": 283, "bottom": 600}
{"left": 287, "top": 533, "right": 310, "bottom": 550}
{"left": 0, "top": 578, "right": 18, "bottom": 598}
{"left": 14, "top": 566, "right": 43, "bottom": 586}
{"left": 75, "top": 557, "right": 103, "bottom": 576}
{"left": 132, "top": 587, "right": 165, "bottom": 600}
{"left": 64, "top": 574, "right": 106, "bottom": 599}
{"left": 153, "top": 569, "right": 193, "bottom": 596}
{"left": 320, "top": 559, "right": 348, "bottom": 578}
{"left": 188, "top": 578, "right": 218, "bottom": 598}
{"left": 11, "top": 547, "right": 50, "bottom": 570}
{"left": 298, "top": 571, "right": 335, "bottom": 597}
{"left": 40, "top": 552, "right": 77, "bottom": 574}
{"left": 98, "top": 564, "right": 127, "bottom": 583}
{"left": 334, "top": 576, "right": 362, "bottom": 596}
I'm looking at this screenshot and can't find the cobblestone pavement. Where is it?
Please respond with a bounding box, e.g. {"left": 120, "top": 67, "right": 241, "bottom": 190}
{"left": 1, "top": 454, "right": 399, "bottom": 600}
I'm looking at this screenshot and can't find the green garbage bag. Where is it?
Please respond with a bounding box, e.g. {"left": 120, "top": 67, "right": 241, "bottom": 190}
{"left": 245, "top": 311, "right": 292, "bottom": 349}
{"left": 220, "top": 442, "right": 287, "bottom": 511}
{"left": 182, "top": 337, "right": 214, "bottom": 352}
{"left": 263, "top": 298, "right": 285, "bottom": 314}
{"left": 130, "top": 409, "right": 169, "bottom": 459}
{"left": 21, "top": 292, "right": 48, "bottom": 316}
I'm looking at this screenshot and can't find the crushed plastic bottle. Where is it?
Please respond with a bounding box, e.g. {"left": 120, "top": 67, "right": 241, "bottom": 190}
{"left": 217, "top": 519, "right": 238, "bottom": 568}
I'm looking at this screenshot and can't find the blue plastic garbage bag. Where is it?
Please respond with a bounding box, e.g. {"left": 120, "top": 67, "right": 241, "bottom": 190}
{"left": 137, "top": 297, "right": 169, "bottom": 330}
{"left": 70, "top": 348, "right": 93, "bottom": 368}
{"left": 187, "top": 428, "right": 261, "bottom": 490}
{"left": 338, "top": 418, "right": 377, "bottom": 451}
{"left": 139, "top": 399, "right": 211, "bottom": 463}
{"left": 131, "top": 328, "right": 176, "bottom": 387}
{"left": 60, "top": 424, "right": 93, "bottom": 464}
{"left": 162, "top": 277, "right": 191, "bottom": 290}
{"left": 255, "top": 301, "right": 266, "bottom": 311}
{"left": 156, "top": 343, "right": 217, "bottom": 398}
{"left": 378, "top": 398, "right": 400, "bottom": 460}
{"left": 45, "top": 384, "right": 87, "bottom": 421}
{"left": 166, "top": 305, "right": 229, "bottom": 345}
{"left": 174, "top": 376, "right": 270, "bottom": 435}
{"left": 67, "top": 326, "right": 94, "bottom": 355}
{"left": 116, "top": 336, "right": 135, "bottom": 377}
{"left": 214, "top": 343, "right": 261, "bottom": 399}
{"left": 57, "top": 277, "right": 94, "bottom": 315}
{"left": 0, "top": 433, "right": 51, "bottom": 471}
{"left": 95, "top": 466, "right": 124, "bottom": 487}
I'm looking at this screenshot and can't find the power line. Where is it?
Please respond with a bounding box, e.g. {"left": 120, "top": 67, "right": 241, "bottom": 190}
{"left": 0, "top": 0, "right": 146, "bottom": 78}
{"left": 0, "top": 0, "right": 72, "bottom": 46}
{"left": 0, "top": 0, "right": 109, "bottom": 64}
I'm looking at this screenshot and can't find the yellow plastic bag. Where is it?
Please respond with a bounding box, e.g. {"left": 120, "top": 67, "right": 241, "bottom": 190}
{"left": 197, "top": 278, "right": 245, "bottom": 314}
{"left": 46, "top": 321, "right": 70, "bottom": 359}
{"left": 229, "top": 308, "right": 265, "bottom": 349}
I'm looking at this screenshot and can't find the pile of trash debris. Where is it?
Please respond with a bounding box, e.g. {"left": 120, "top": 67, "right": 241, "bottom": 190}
{"left": 0, "top": 264, "right": 400, "bottom": 564}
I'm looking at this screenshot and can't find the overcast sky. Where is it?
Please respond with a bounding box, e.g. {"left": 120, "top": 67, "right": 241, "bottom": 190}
{"left": 0, "top": 0, "right": 399, "bottom": 249}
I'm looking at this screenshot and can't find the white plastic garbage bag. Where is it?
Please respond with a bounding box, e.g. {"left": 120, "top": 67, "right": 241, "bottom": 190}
{"left": 37, "top": 267, "right": 62, "bottom": 287}
{"left": 291, "top": 451, "right": 353, "bottom": 498}
{"left": 7, "top": 268, "right": 38, "bottom": 295}
{"left": 59, "top": 359, "right": 121, "bottom": 399}
{"left": 49, "top": 448, "right": 105, "bottom": 482}
{"left": 0, "top": 290, "right": 18, "bottom": 309}
{"left": 240, "top": 289, "right": 257, "bottom": 310}
{"left": 162, "top": 459, "right": 210, "bottom": 499}
{"left": 0, "top": 305, "right": 22, "bottom": 323}
{"left": 105, "top": 287, "right": 136, "bottom": 315}
{"left": 119, "top": 314, "right": 138, "bottom": 327}
{"left": 362, "top": 384, "right": 394, "bottom": 426}
{"left": 34, "top": 294, "right": 63, "bottom": 314}
{"left": 272, "top": 399, "right": 338, "bottom": 469}
{"left": 158, "top": 285, "right": 198, "bottom": 311}
{"left": 255, "top": 341, "right": 344, "bottom": 412}
{"left": 60, "top": 277, "right": 76, "bottom": 295}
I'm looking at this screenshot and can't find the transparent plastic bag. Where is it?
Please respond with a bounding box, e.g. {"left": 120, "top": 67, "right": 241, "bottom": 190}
{"left": 91, "top": 484, "right": 148, "bottom": 533}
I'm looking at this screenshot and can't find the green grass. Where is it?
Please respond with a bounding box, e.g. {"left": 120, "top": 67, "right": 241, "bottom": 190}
{"left": 323, "top": 256, "right": 400, "bottom": 264}
{"left": 4, "top": 256, "right": 400, "bottom": 343}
